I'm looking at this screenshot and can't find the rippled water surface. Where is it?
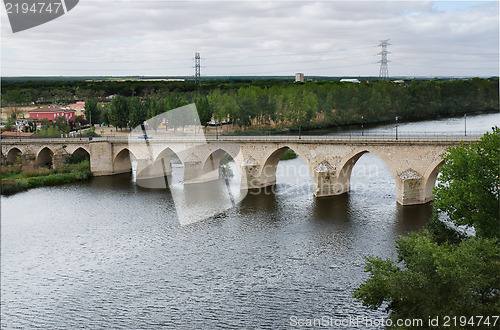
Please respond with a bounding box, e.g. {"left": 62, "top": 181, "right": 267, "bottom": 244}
{"left": 1, "top": 114, "right": 498, "bottom": 328}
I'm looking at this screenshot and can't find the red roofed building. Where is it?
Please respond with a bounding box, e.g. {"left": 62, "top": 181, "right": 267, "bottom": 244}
{"left": 67, "top": 101, "right": 85, "bottom": 117}
{"left": 1, "top": 131, "right": 35, "bottom": 139}
{"left": 29, "top": 104, "right": 76, "bottom": 122}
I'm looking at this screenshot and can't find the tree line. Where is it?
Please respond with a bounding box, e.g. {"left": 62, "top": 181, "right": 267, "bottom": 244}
{"left": 3, "top": 78, "right": 499, "bottom": 131}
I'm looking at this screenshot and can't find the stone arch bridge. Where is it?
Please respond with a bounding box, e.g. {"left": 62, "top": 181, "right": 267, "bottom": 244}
{"left": 1, "top": 136, "right": 478, "bottom": 205}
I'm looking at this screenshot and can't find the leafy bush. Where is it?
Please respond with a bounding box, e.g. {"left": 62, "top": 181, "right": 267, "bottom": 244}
{"left": 23, "top": 167, "right": 53, "bottom": 177}
{"left": 55, "top": 160, "right": 91, "bottom": 174}
{"left": 1, "top": 178, "right": 30, "bottom": 195}
{"left": 1, "top": 160, "right": 92, "bottom": 195}
{"left": 36, "top": 125, "right": 64, "bottom": 138}
{"left": 82, "top": 127, "right": 101, "bottom": 137}
{"left": 1, "top": 164, "right": 22, "bottom": 176}
{"left": 65, "top": 152, "right": 89, "bottom": 164}
{"left": 280, "top": 150, "right": 298, "bottom": 160}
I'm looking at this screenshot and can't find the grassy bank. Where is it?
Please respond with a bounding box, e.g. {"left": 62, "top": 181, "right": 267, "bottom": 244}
{"left": 1, "top": 161, "right": 92, "bottom": 196}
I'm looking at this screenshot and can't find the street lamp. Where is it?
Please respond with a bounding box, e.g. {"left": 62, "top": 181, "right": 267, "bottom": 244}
{"left": 269, "top": 116, "right": 271, "bottom": 136}
{"left": 464, "top": 114, "right": 467, "bottom": 137}
{"left": 395, "top": 116, "right": 399, "bottom": 140}
{"left": 216, "top": 118, "right": 219, "bottom": 140}
{"left": 361, "top": 115, "right": 364, "bottom": 136}
{"left": 298, "top": 110, "right": 302, "bottom": 140}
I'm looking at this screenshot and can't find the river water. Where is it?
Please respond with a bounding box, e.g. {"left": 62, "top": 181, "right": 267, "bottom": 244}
{"left": 1, "top": 113, "right": 498, "bottom": 329}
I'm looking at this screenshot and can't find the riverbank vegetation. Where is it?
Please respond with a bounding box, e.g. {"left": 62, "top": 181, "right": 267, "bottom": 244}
{"left": 2, "top": 78, "right": 498, "bottom": 133}
{"left": 1, "top": 158, "right": 92, "bottom": 196}
{"left": 354, "top": 128, "right": 500, "bottom": 325}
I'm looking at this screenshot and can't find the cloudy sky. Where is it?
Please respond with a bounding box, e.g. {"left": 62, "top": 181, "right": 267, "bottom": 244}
{"left": 1, "top": 0, "right": 498, "bottom": 77}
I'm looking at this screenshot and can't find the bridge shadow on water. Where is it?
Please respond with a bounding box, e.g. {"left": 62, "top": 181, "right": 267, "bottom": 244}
{"left": 89, "top": 172, "right": 135, "bottom": 191}
{"left": 236, "top": 184, "right": 433, "bottom": 236}
{"left": 393, "top": 203, "right": 433, "bottom": 236}
{"left": 88, "top": 169, "right": 433, "bottom": 235}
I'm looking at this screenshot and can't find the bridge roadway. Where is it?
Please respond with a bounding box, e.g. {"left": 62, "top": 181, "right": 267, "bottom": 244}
{"left": 1, "top": 135, "right": 480, "bottom": 205}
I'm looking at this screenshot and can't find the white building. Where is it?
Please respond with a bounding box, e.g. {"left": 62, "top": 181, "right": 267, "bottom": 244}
{"left": 340, "top": 78, "right": 361, "bottom": 83}
{"left": 295, "top": 73, "right": 304, "bottom": 83}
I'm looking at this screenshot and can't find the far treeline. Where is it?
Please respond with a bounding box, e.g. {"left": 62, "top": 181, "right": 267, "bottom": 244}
{"left": 2, "top": 78, "right": 498, "bottom": 131}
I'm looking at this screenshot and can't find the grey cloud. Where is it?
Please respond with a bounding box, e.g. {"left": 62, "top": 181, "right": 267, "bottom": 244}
{"left": 1, "top": 1, "right": 497, "bottom": 77}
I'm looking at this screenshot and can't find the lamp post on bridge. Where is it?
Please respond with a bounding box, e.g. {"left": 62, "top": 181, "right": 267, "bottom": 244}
{"left": 269, "top": 116, "right": 271, "bottom": 136}
{"left": 298, "top": 109, "right": 302, "bottom": 140}
{"left": 361, "top": 116, "right": 364, "bottom": 137}
{"left": 395, "top": 116, "right": 399, "bottom": 140}
{"left": 464, "top": 114, "right": 467, "bottom": 137}
{"left": 216, "top": 118, "right": 219, "bottom": 140}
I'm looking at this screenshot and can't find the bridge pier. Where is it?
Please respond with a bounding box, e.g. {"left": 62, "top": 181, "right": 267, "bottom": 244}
{"left": 183, "top": 157, "right": 204, "bottom": 185}
{"left": 313, "top": 161, "right": 350, "bottom": 197}
{"left": 240, "top": 157, "right": 261, "bottom": 189}
{"left": 134, "top": 158, "right": 171, "bottom": 189}
{"left": 396, "top": 169, "right": 429, "bottom": 205}
{"left": 89, "top": 142, "right": 114, "bottom": 175}
{"left": 53, "top": 153, "right": 69, "bottom": 170}
{"left": 21, "top": 153, "right": 36, "bottom": 171}
{"left": 136, "top": 159, "right": 154, "bottom": 177}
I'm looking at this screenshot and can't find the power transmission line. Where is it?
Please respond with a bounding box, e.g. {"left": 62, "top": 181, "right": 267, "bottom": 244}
{"left": 194, "top": 52, "right": 201, "bottom": 85}
{"left": 378, "top": 39, "right": 390, "bottom": 79}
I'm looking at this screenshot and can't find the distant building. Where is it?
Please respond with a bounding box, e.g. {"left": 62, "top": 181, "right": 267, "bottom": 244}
{"left": 340, "top": 78, "right": 361, "bottom": 83}
{"left": 29, "top": 104, "right": 76, "bottom": 122}
{"left": 140, "top": 78, "right": 185, "bottom": 82}
{"left": 67, "top": 101, "right": 86, "bottom": 117}
{"left": 295, "top": 73, "right": 304, "bottom": 83}
{"left": 1, "top": 131, "right": 35, "bottom": 139}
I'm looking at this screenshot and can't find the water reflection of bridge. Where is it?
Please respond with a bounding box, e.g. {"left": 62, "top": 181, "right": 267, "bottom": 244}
{"left": 1, "top": 135, "right": 480, "bottom": 205}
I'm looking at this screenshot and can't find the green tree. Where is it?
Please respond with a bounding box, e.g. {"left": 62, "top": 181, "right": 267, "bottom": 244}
{"left": 40, "top": 118, "right": 51, "bottom": 129}
{"left": 84, "top": 98, "right": 100, "bottom": 125}
{"left": 109, "top": 95, "right": 129, "bottom": 129}
{"left": 207, "top": 89, "right": 237, "bottom": 123}
{"left": 355, "top": 233, "right": 500, "bottom": 323}
{"left": 101, "top": 103, "right": 111, "bottom": 126}
{"left": 194, "top": 96, "right": 212, "bottom": 126}
{"left": 128, "top": 97, "right": 147, "bottom": 129}
{"left": 354, "top": 128, "right": 500, "bottom": 325}
{"left": 236, "top": 99, "right": 254, "bottom": 128}
{"left": 54, "top": 116, "right": 70, "bottom": 134}
{"left": 433, "top": 127, "right": 499, "bottom": 239}
{"left": 257, "top": 92, "right": 276, "bottom": 122}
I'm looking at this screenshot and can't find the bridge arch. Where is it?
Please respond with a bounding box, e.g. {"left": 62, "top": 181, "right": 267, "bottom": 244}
{"left": 201, "top": 147, "right": 242, "bottom": 180}
{"left": 113, "top": 147, "right": 136, "bottom": 174}
{"left": 154, "top": 147, "right": 183, "bottom": 166}
{"left": 72, "top": 147, "right": 90, "bottom": 162}
{"left": 143, "top": 147, "right": 184, "bottom": 178}
{"left": 423, "top": 158, "right": 445, "bottom": 203}
{"left": 337, "top": 148, "right": 398, "bottom": 194}
{"left": 35, "top": 147, "right": 54, "bottom": 168}
{"left": 66, "top": 145, "right": 90, "bottom": 156}
{"left": 6, "top": 147, "right": 22, "bottom": 165}
{"left": 260, "top": 146, "right": 313, "bottom": 187}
